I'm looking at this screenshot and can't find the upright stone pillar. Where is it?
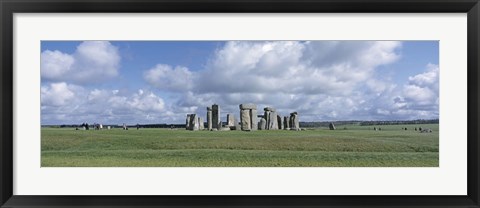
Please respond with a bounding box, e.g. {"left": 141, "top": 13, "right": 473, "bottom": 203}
{"left": 290, "top": 112, "right": 299, "bottom": 131}
{"left": 191, "top": 114, "right": 199, "bottom": 130}
{"left": 212, "top": 104, "right": 221, "bottom": 130}
{"left": 198, "top": 117, "right": 204, "bottom": 130}
{"left": 186, "top": 114, "right": 192, "bottom": 130}
{"left": 240, "top": 109, "right": 251, "bottom": 130}
{"left": 227, "top": 114, "right": 235, "bottom": 127}
{"left": 186, "top": 114, "right": 199, "bottom": 131}
{"left": 258, "top": 118, "right": 267, "bottom": 130}
{"left": 251, "top": 108, "right": 257, "bottom": 131}
{"left": 284, "top": 116, "right": 290, "bottom": 130}
{"left": 277, "top": 115, "right": 283, "bottom": 130}
{"left": 264, "top": 111, "right": 270, "bottom": 129}
{"left": 207, "top": 107, "right": 212, "bottom": 130}
{"left": 239, "top": 103, "right": 257, "bottom": 131}
{"left": 264, "top": 107, "right": 278, "bottom": 130}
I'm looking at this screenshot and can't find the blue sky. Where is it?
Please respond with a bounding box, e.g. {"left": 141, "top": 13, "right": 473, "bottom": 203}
{"left": 41, "top": 41, "right": 439, "bottom": 125}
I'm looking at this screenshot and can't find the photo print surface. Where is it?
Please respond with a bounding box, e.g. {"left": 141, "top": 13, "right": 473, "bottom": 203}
{"left": 41, "top": 41, "right": 439, "bottom": 167}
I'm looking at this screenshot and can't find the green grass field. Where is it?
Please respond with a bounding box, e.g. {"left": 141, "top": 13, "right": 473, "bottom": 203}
{"left": 41, "top": 124, "right": 439, "bottom": 167}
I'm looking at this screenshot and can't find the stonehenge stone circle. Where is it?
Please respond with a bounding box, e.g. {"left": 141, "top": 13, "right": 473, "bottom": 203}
{"left": 189, "top": 104, "right": 301, "bottom": 132}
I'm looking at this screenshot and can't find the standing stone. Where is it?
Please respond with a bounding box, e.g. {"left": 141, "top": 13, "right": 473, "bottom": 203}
{"left": 240, "top": 109, "right": 251, "bottom": 131}
{"left": 198, "top": 117, "right": 204, "bottom": 130}
{"left": 239, "top": 103, "right": 257, "bottom": 131}
{"left": 263, "top": 111, "right": 270, "bottom": 130}
{"left": 186, "top": 114, "right": 192, "bottom": 130}
{"left": 206, "top": 107, "right": 212, "bottom": 130}
{"left": 212, "top": 104, "right": 221, "bottom": 130}
{"left": 284, "top": 116, "right": 290, "bottom": 130}
{"left": 329, "top": 122, "right": 336, "bottom": 130}
{"left": 191, "top": 114, "right": 199, "bottom": 130}
{"left": 227, "top": 114, "right": 235, "bottom": 127}
{"left": 277, "top": 115, "right": 283, "bottom": 130}
{"left": 186, "top": 114, "right": 199, "bottom": 131}
{"left": 269, "top": 111, "right": 278, "bottom": 130}
{"left": 259, "top": 118, "right": 267, "bottom": 130}
{"left": 290, "top": 112, "right": 299, "bottom": 130}
{"left": 251, "top": 109, "right": 258, "bottom": 131}
{"left": 264, "top": 107, "right": 278, "bottom": 130}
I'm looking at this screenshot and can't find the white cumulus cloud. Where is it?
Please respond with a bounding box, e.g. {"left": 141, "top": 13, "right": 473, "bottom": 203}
{"left": 41, "top": 86, "right": 169, "bottom": 124}
{"left": 143, "top": 64, "right": 193, "bottom": 92}
{"left": 41, "top": 41, "right": 121, "bottom": 84}
{"left": 41, "top": 82, "right": 81, "bottom": 106}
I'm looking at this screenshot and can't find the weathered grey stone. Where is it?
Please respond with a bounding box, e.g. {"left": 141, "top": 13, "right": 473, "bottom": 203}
{"left": 239, "top": 103, "right": 257, "bottom": 110}
{"left": 227, "top": 114, "right": 235, "bottom": 127}
{"left": 268, "top": 111, "right": 278, "bottom": 130}
{"left": 212, "top": 104, "right": 221, "bottom": 130}
{"left": 264, "top": 111, "right": 271, "bottom": 129}
{"left": 284, "top": 116, "right": 290, "bottom": 129}
{"left": 264, "top": 107, "right": 276, "bottom": 112}
{"left": 329, "top": 122, "right": 336, "bottom": 130}
{"left": 238, "top": 104, "right": 258, "bottom": 131}
{"left": 206, "top": 107, "right": 212, "bottom": 130}
{"left": 259, "top": 118, "right": 267, "bottom": 130}
{"left": 191, "top": 114, "right": 199, "bottom": 131}
{"left": 186, "top": 114, "right": 192, "bottom": 130}
{"left": 198, "top": 117, "right": 204, "bottom": 130}
{"left": 289, "top": 112, "right": 299, "bottom": 130}
{"left": 240, "top": 109, "right": 251, "bottom": 131}
{"left": 186, "top": 114, "right": 199, "bottom": 131}
{"left": 277, "top": 115, "right": 283, "bottom": 130}
{"left": 250, "top": 109, "right": 257, "bottom": 131}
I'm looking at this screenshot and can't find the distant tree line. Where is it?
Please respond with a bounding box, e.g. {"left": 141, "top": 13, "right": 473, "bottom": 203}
{"left": 299, "top": 121, "right": 362, "bottom": 128}
{"left": 299, "top": 119, "right": 438, "bottom": 128}
{"left": 358, "top": 119, "right": 439, "bottom": 126}
{"left": 43, "top": 124, "right": 186, "bottom": 128}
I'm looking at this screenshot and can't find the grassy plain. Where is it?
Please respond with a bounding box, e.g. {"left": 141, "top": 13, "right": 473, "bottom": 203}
{"left": 41, "top": 124, "right": 439, "bottom": 167}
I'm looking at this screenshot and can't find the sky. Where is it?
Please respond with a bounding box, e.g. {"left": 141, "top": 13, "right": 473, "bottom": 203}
{"left": 40, "top": 41, "right": 439, "bottom": 125}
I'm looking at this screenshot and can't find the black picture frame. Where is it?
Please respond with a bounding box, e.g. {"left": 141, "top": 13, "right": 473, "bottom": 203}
{"left": 1, "top": 0, "right": 479, "bottom": 207}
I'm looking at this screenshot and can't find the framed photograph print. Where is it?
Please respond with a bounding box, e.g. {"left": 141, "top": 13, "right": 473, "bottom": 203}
{"left": 1, "top": 0, "right": 479, "bottom": 207}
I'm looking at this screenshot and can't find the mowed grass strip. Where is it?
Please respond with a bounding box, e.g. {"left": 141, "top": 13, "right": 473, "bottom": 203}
{"left": 41, "top": 124, "right": 439, "bottom": 167}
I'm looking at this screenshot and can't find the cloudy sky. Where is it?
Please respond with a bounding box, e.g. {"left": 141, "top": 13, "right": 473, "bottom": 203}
{"left": 41, "top": 41, "right": 439, "bottom": 125}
